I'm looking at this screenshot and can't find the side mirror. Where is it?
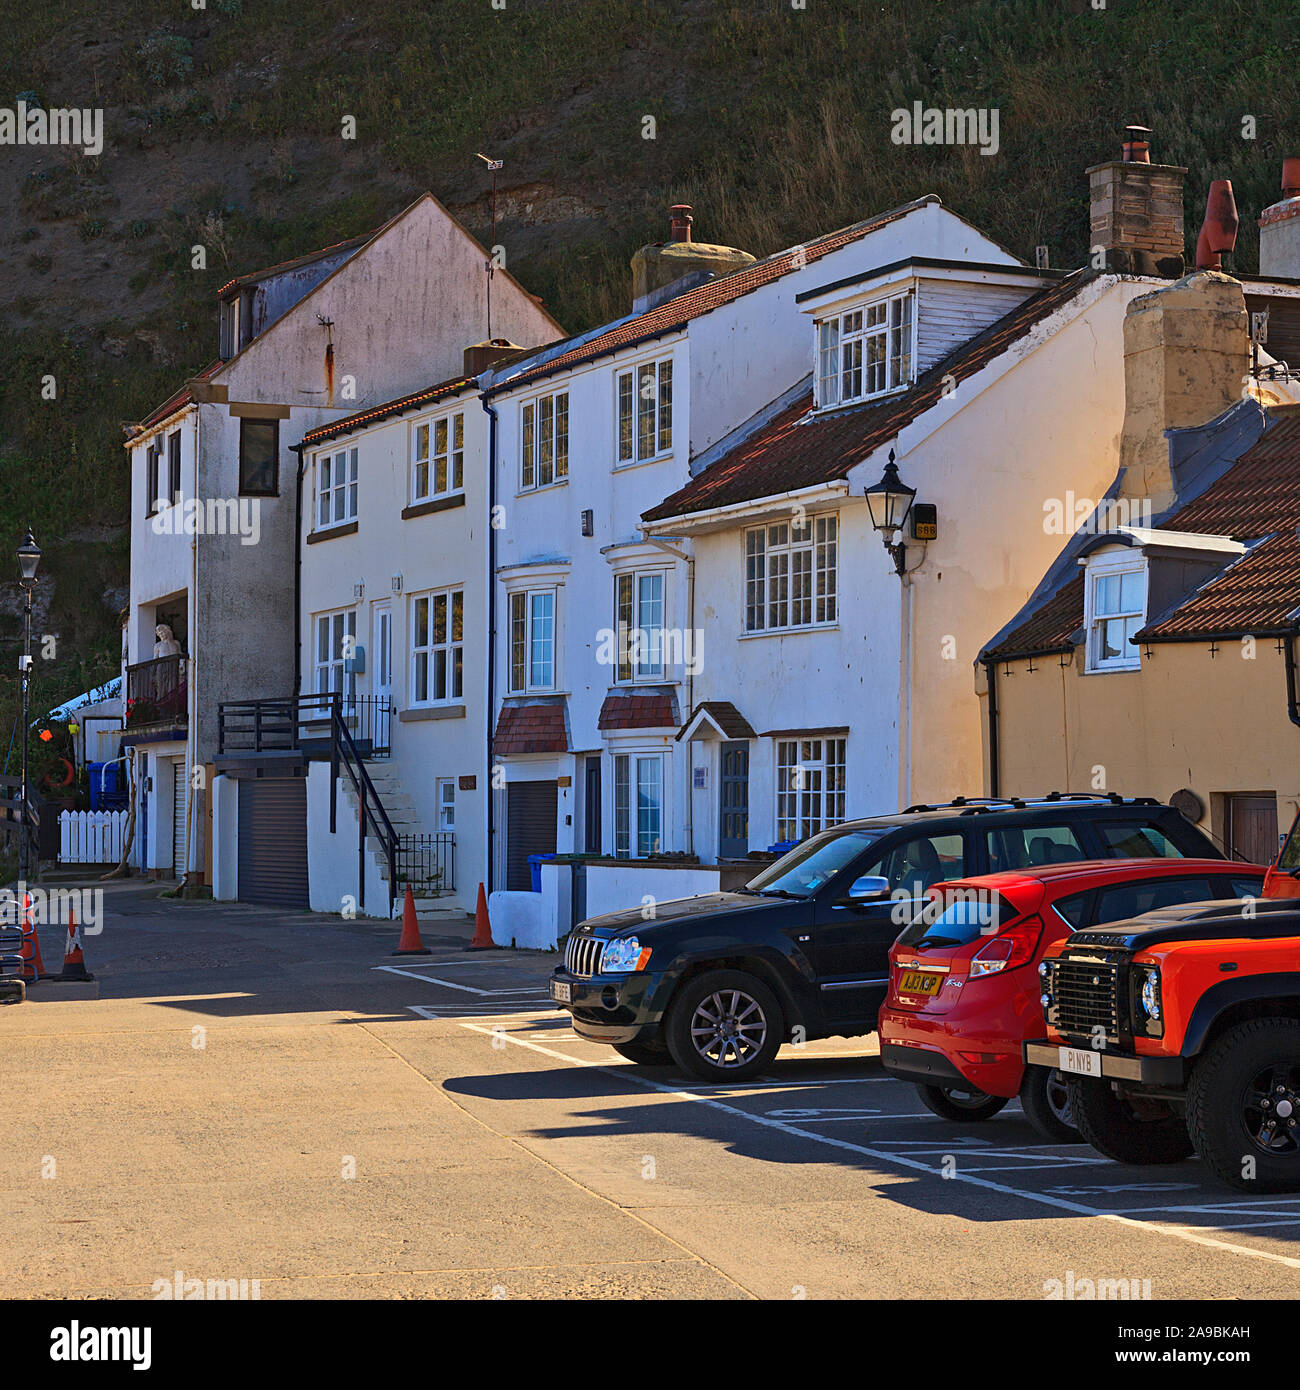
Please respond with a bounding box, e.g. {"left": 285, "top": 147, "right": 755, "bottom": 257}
{"left": 838, "top": 874, "right": 891, "bottom": 907}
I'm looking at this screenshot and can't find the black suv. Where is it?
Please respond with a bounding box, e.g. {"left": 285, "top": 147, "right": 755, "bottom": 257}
{"left": 549, "top": 794, "right": 1224, "bottom": 1082}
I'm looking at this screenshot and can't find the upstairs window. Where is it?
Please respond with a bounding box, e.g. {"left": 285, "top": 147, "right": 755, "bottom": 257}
{"left": 412, "top": 411, "right": 464, "bottom": 503}
{"left": 521, "top": 392, "right": 569, "bottom": 490}
{"left": 411, "top": 587, "right": 463, "bottom": 705}
{"left": 614, "top": 570, "right": 666, "bottom": 681}
{"left": 1086, "top": 559, "right": 1146, "bottom": 672}
{"left": 317, "top": 446, "right": 358, "bottom": 529}
{"left": 314, "top": 609, "right": 356, "bottom": 699}
{"left": 146, "top": 439, "right": 162, "bottom": 515}
{"left": 616, "top": 358, "right": 672, "bottom": 465}
{"left": 509, "top": 588, "right": 557, "bottom": 693}
{"left": 816, "top": 292, "right": 914, "bottom": 408}
{"left": 745, "top": 515, "right": 838, "bottom": 633}
{"left": 167, "top": 430, "right": 182, "bottom": 505}
{"left": 239, "top": 418, "right": 279, "bottom": 496}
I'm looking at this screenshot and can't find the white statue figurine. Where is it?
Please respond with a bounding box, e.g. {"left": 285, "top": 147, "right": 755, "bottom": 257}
{"left": 154, "top": 623, "right": 183, "bottom": 659}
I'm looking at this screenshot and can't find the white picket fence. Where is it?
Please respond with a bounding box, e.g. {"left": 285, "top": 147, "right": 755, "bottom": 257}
{"left": 59, "top": 810, "right": 127, "bottom": 865}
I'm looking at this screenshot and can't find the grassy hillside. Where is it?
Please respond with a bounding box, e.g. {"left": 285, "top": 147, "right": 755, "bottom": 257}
{"left": 0, "top": 0, "right": 1294, "bottom": 710}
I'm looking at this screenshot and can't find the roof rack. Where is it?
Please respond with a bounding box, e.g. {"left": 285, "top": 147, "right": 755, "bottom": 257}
{"left": 903, "top": 796, "right": 1028, "bottom": 813}
{"left": 900, "top": 791, "right": 1165, "bottom": 815}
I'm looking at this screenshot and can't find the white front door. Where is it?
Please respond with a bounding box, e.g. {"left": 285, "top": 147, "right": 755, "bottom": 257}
{"left": 372, "top": 602, "right": 392, "bottom": 750}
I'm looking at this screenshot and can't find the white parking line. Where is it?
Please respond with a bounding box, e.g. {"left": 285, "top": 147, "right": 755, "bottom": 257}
{"left": 407, "top": 1002, "right": 556, "bottom": 1019}
{"left": 375, "top": 964, "right": 553, "bottom": 996}
{"left": 463, "top": 1019, "right": 1300, "bottom": 1272}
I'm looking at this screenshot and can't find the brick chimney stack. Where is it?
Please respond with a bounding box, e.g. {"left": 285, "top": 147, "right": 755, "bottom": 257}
{"left": 1087, "top": 125, "right": 1186, "bottom": 277}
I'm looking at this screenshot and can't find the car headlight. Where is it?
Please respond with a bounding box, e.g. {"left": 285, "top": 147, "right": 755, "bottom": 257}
{"left": 600, "top": 937, "right": 652, "bottom": 973}
{"left": 1139, "top": 969, "right": 1161, "bottom": 1021}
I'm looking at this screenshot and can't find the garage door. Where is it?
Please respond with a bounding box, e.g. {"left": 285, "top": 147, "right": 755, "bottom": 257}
{"left": 237, "top": 778, "right": 309, "bottom": 907}
{"left": 172, "top": 756, "right": 188, "bottom": 878}
{"left": 506, "top": 781, "right": 558, "bottom": 891}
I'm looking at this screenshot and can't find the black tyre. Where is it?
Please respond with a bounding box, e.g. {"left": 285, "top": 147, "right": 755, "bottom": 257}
{"left": 915, "top": 1082, "right": 1008, "bottom": 1122}
{"left": 1067, "top": 1075, "right": 1194, "bottom": 1165}
{"left": 1019, "top": 1067, "right": 1080, "bottom": 1143}
{"left": 664, "top": 970, "right": 784, "bottom": 1082}
{"left": 1187, "top": 1018, "right": 1300, "bottom": 1193}
{"left": 612, "top": 1040, "right": 669, "bottom": 1066}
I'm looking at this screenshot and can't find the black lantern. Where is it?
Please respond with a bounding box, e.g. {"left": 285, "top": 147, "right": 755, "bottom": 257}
{"left": 864, "top": 451, "right": 916, "bottom": 574}
{"left": 16, "top": 529, "right": 40, "bottom": 586}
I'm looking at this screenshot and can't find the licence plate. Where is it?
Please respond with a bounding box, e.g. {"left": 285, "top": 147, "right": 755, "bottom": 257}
{"left": 1058, "top": 1045, "right": 1101, "bottom": 1076}
{"left": 550, "top": 980, "right": 572, "bottom": 1005}
{"left": 899, "top": 970, "right": 944, "bottom": 997}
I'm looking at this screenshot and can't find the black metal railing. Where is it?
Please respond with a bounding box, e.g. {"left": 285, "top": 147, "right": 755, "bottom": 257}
{"left": 218, "top": 692, "right": 391, "bottom": 756}
{"left": 328, "top": 694, "right": 397, "bottom": 915}
{"left": 126, "top": 654, "right": 188, "bottom": 729}
{"left": 395, "top": 833, "right": 456, "bottom": 895}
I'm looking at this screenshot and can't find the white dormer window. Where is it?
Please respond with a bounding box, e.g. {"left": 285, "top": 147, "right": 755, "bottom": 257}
{"left": 816, "top": 292, "right": 914, "bottom": 409}
{"left": 1086, "top": 556, "right": 1146, "bottom": 672}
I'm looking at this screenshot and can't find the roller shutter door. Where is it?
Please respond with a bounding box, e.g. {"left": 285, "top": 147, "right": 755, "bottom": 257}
{"left": 171, "top": 756, "right": 188, "bottom": 878}
{"left": 506, "top": 781, "right": 558, "bottom": 891}
{"left": 237, "top": 778, "right": 308, "bottom": 907}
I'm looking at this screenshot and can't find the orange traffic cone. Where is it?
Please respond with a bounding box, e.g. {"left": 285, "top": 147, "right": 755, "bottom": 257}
{"left": 17, "top": 892, "right": 45, "bottom": 982}
{"left": 54, "top": 907, "right": 93, "bottom": 982}
{"left": 392, "top": 886, "right": 431, "bottom": 955}
{"left": 468, "top": 882, "right": 497, "bottom": 951}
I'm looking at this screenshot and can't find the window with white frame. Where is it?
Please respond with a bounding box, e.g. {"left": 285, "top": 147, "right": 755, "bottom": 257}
{"left": 745, "top": 515, "right": 838, "bottom": 633}
{"left": 436, "top": 778, "right": 456, "bottom": 833}
{"left": 411, "top": 588, "right": 464, "bottom": 704}
{"left": 614, "top": 752, "right": 664, "bottom": 858}
{"left": 520, "top": 391, "right": 569, "bottom": 490}
{"left": 776, "top": 737, "right": 847, "bottom": 842}
{"left": 816, "top": 292, "right": 914, "bottom": 409}
{"left": 616, "top": 358, "right": 672, "bottom": 465}
{"left": 614, "top": 569, "right": 666, "bottom": 681}
{"left": 314, "top": 609, "right": 356, "bottom": 699}
{"left": 509, "top": 588, "right": 557, "bottom": 693}
{"left": 317, "top": 446, "right": 358, "bottom": 528}
{"left": 411, "top": 411, "right": 464, "bottom": 503}
{"left": 1086, "top": 557, "right": 1146, "bottom": 672}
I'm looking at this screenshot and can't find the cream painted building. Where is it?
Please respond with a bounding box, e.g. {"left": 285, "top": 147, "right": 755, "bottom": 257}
{"left": 981, "top": 268, "right": 1300, "bottom": 865}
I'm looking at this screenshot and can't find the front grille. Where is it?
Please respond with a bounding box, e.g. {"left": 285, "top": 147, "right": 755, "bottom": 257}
{"left": 564, "top": 933, "right": 604, "bottom": 978}
{"left": 1051, "top": 957, "right": 1121, "bottom": 1042}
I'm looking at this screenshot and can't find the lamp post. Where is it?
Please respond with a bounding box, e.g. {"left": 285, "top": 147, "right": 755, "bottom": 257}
{"left": 863, "top": 450, "right": 917, "bottom": 575}
{"left": 16, "top": 530, "right": 40, "bottom": 883}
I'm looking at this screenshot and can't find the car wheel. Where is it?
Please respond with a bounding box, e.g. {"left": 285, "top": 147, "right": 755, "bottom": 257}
{"left": 1019, "top": 1067, "right": 1080, "bottom": 1142}
{"left": 915, "top": 1082, "right": 1009, "bottom": 1122}
{"left": 1067, "top": 1075, "right": 1194, "bottom": 1165}
{"left": 612, "top": 1040, "right": 669, "bottom": 1066}
{"left": 665, "top": 970, "right": 784, "bottom": 1083}
{"left": 1187, "top": 1018, "right": 1300, "bottom": 1192}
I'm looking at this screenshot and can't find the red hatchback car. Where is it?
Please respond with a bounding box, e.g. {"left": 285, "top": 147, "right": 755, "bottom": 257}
{"left": 879, "top": 858, "right": 1264, "bottom": 1140}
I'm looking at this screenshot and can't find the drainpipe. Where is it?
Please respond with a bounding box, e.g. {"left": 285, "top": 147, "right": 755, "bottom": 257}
{"left": 292, "top": 442, "right": 306, "bottom": 699}
{"left": 644, "top": 534, "right": 695, "bottom": 856}
{"left": 481, "top": 394, "right": 499, "bottom": 894}
{"left": 893, "top": 571, "right": 916, "bottom": 811}
{"left": 981, "top": 656, "right": 1001, "bottom": 798}
{"left": 1286, "top": 626, "right": 1300, "bottom": 729}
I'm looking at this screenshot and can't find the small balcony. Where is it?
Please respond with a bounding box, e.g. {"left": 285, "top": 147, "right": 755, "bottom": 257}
{"left": 125, "top": 655, "right": 188, "bottom": 730}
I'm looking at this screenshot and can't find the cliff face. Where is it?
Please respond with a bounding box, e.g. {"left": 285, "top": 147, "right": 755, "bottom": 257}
{"left": 0, "top": 0, "right": 1294, "bottom": 688}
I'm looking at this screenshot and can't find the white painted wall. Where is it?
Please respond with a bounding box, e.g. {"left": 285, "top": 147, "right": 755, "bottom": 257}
{"left": 305, "top": 761, "right": 387, "bottom": 916}
{"left": 298, "top": 384, "right": 487, "bottom": 912}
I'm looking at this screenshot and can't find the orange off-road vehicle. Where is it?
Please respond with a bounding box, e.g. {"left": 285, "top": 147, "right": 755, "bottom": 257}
{"left": 1025, "top": 810, "right": 1300, "bottom": 1191}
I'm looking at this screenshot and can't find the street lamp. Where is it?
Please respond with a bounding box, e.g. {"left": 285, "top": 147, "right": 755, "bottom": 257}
{"left": 864, "top": 450, "right": 916, "bottom": 575}
{"left": 16, "top": 530, "right": 40, "bottom": 884}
